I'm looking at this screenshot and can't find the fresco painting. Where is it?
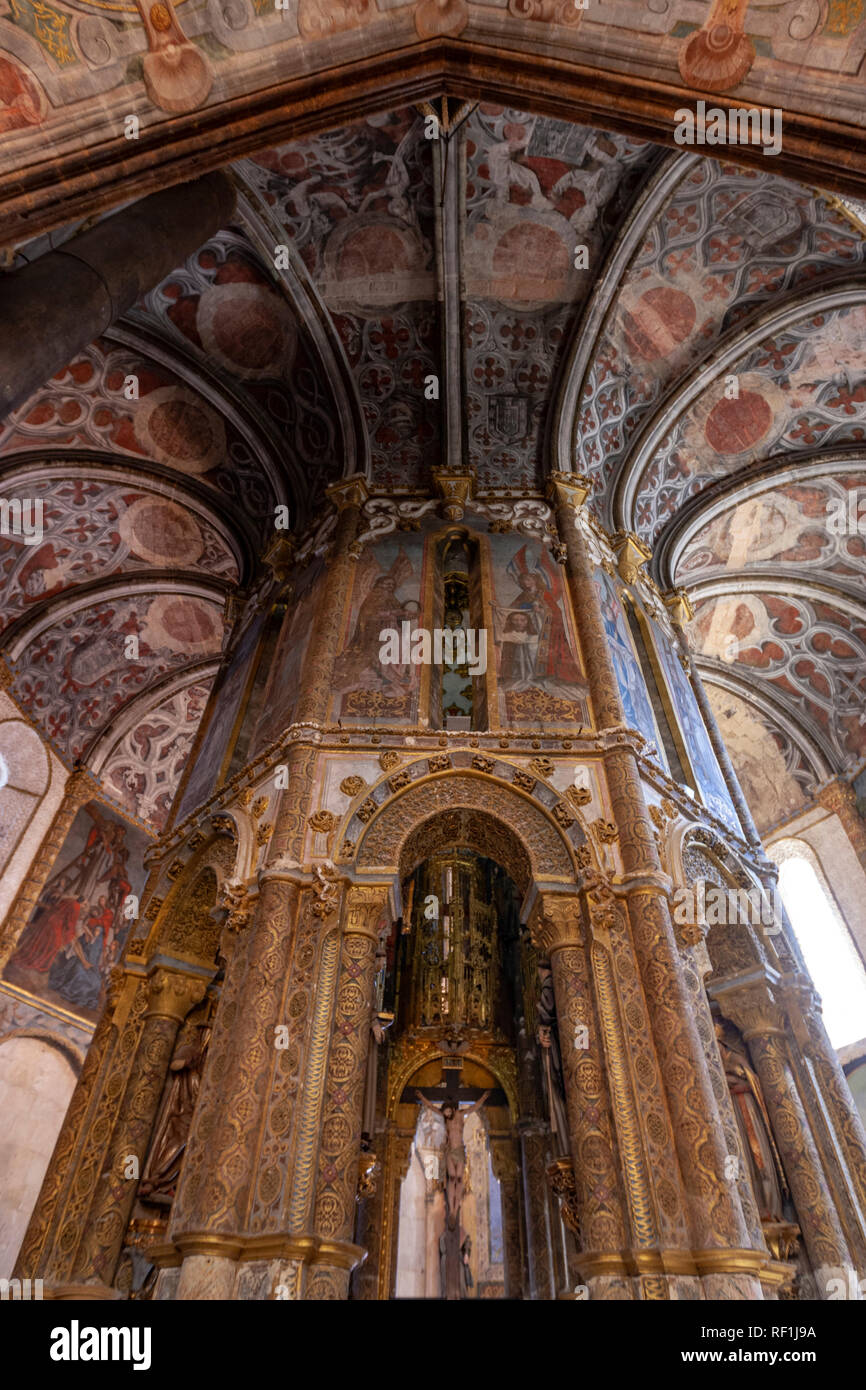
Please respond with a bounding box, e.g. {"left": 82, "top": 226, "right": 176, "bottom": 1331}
{"left": 4, "top": 800, "right": 150, "bottom": 1022}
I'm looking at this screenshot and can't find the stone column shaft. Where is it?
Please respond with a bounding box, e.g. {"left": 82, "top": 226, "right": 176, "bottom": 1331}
{"left": 520, "top": 1126, "right": 554, "bottom": 1300}
{"left": 305, "top": 884, "right": 388, "bottom": 1301}
{"left": 818, "top": 779, "right": 866, "bottom": 879}
{"left": 72, "top": 969, "right": 207, "bottom": 1286}
{"left": 721, "top": 984, "right": 854, "bottom": 1292}
{"left": 548, "top": 476, "right": 751, "bottom": 1261}
{"left": 0, "top": 173, "right": 236, "bottom": 418}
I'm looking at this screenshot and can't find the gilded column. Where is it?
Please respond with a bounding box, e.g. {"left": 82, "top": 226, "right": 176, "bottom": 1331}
{"left": 491, "top": 1138, "right": 524, "bottom": 1299}
{"left": 304, "top": 883, "right": 389, "bottom": 1301}
{"left": 72, "top": 968, "right": 207, "bottom": 1288}
{"left": 817, "top": 778, "right": 866, "bottom": 878}
{"left": 0, "top": 767, "right": 96, "bottom": 970}
{"left": 547, "top": 474, "right": 753, "bottom": 1273}
{"left": 529, "top": 893, "right": 630, "bottom": 1267}
{"left": 718, "top": 979, "right": 854, "bottom": 1293}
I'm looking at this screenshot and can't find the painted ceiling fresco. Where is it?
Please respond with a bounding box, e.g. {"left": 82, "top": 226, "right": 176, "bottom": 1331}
{"left": 1, "top": 102, "right": 865, "bottom": 838}
{"left": 1, "top": 0, "right": 865, "bottom": 245}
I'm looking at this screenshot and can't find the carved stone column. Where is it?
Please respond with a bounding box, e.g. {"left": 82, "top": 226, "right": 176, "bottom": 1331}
{"left": 529, "top": 893, "right": 629, "bottom": 1268}
{"left": 304, "top": 883, "right": 389, "bottom": 1300}
{"left": 782, "top": 976, "right": 866, "bottom": 1271}
{"left": 717, "top": 978, "right": 855, "bottom": 1294}
{"left": 71, "top": 968, "right": 208, "bottom": 1288}
{"left": 547, "top": 475, "right": 754, "bottom": 1281}
{"left": 491, "top": 1137, "right": 524, "bottom": 1299}
{"left": 817, "top": 779, "right": 866, "bottom": 877}
{"left": 520, "top": 1123, "right": 554, "bottom": 1300}
{"left": 0, "top": 768, "right": 96, "bottom": 971}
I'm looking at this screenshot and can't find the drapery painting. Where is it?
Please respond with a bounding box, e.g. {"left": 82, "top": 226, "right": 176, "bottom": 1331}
{"left": 4, "top": 800, "right": 150, "bottom": 1022}
{"left": 490, "top": 535, "right": 588, "bottom": 727}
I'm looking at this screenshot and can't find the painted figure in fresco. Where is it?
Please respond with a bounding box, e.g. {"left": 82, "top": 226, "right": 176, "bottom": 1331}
{"left": 594, "top": 570, "right": 661, "bottom": 750}
{"left": 333, "top": 546, "right": 416, "bottom": 694}
{"left": 7, "top": 804, "right": 133, "bottom": 1010}
{"left": 498, "top": 609, "right": 537, "bottom": 684}
{"left": 415, "top": 1089, "right": 491, "bottom": 1229}
{"left": 506, "top": 545, "right": 582, "bottom": 686}
{"left": 715, "top": 1021, "right": 788, "bottom": 1223}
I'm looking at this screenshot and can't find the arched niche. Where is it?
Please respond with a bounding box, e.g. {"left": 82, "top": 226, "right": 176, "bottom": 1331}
{"left": 0, "top": 1032, "right": 78, "bottom": 1277}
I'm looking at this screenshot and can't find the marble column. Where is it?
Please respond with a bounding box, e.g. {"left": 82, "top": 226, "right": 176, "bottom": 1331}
{"left": 718, "top": 978, "right": 855, "bottom": 1295}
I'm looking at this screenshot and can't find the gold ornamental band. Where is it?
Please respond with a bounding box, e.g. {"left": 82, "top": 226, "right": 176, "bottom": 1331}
{"left": 150, "top": 1232, "right": 366, "bottom": 1271}
{"left": 574, "top": 1248, "right": 771, "bottom": 1280}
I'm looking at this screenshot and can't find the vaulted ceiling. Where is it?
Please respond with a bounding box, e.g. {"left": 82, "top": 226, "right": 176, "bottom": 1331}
{"left": 1, "top": 101, "right": 864, "bottom": 835}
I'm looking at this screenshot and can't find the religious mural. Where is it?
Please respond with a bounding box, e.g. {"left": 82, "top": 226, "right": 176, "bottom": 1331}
{"left": 4, "top": 800, "right": 150, "bottom": 1022}
{"left": 252, "top": 560, "right": 323, "bottom": 753}
{"left": 175, "top": 609, "right": 267, "bottom": 821}
{"left": 489, "top": 535, "right": 588, "bottom": 727}
{"left": 593, "top": 566, "right": 666, "bottom": 761}
{"left": 647, "top": 616, "right": 741, "bottom": 834}
{"left": 331, "top": 535, "right": 426, "bottom": 724}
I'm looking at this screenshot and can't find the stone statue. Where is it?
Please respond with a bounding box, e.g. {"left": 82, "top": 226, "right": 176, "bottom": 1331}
{"left": 415, "top": 1088, "right": 490, "bottom": 1229}
{"left": 139, "top": 1022, "right": 210, "bottom": 1203}
{"left": 715, "top": 1022, "right": 788, "bottom": 1223}
{"left": 537, "top": 960, "right": 570, "bottom": 1156}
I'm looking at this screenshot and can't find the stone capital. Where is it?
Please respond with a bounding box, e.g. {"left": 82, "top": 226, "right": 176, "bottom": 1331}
{"left": 662, "top": 587, "right": 694, "bottom": 626}
{"left": 713, "top": 978, "right": 784, "bottom": 1041}
{"left": 431, "top": 466, "right": 474, "bottom": 520}
{"left": 528, "top": 893, "right": 583, "bottom": 954}
{"left": 343, "top": 883, "right": 390, "bottom": 940}
{"left": 145, "top": 968, "right": 208, "bottom": 1023}
{"left": 611, "top": 531, "right": 652, "bottom": 586}
{"left": 546, "top": 471, "right": 592, "bottom": 514}
{"left": 326, "top": 473, "right": 369, "bottom": 512}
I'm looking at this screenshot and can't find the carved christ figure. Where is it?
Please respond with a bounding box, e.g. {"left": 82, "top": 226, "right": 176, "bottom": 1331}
{"left": 415, "top": 1089, "right": 491, "bottom": 1229}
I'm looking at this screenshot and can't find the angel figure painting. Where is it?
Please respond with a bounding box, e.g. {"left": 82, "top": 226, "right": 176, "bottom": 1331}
{"left": 490, "top": 536, "right": 588, "bottom": 726}
{"left": 4, "top": 800, "right": 149, "bottom": 1021}
{"left": 331, "top": 536, "right": 425, "bottom": 723}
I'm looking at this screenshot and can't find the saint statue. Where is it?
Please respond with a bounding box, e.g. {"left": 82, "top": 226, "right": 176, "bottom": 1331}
{"left": 715, "top": 1022, "right": 788, "bottom": 1223}
{"left": 139, "top": 1022, "right": 210, "bottom": 1203}
{"left": 415, "top": 1088, "right": 490, "bottom": 1229}
{"left": 537, "top": 961, "right": 570, "bottom": 1156}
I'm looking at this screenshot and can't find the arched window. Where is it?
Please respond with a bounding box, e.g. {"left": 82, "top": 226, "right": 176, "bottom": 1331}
{"left": 773, "top": 839, "right": 866, "bottom": 1049}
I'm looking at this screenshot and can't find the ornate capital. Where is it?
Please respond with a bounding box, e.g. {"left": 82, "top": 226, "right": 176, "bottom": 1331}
{"left": 662, "top": 587, "right": 694, "bottom": 626}
{"left": 816, "top": 778, "right": 857, "bottom": 815}
{"left": 431, "top": 466, "right": 474, "bottom": 521}
{"left": 546, "top": 471, "right": 592, "bottom": 514}
{"left": 326, "top": 473, "right": 369, "bottom": 512}
{"left": 611, "top": 531, "right": 652, "bottom": 586}
{"left": 715, "top": 979, "right": 784, "bottom": 1041}
{"left": 145, "top": 968, "right": 208, "bottom": 1023}
{"left": 547, "top": 1157, "right": 581, "bottom": 1236}
{"left": 529, "top": 893, "right": 582, "bottom": 954}
{"left": 65, "top": 767, "right": 98, "bottom": 811}
{"left": 343, "top": 884, "right": 390, "bottom": 940}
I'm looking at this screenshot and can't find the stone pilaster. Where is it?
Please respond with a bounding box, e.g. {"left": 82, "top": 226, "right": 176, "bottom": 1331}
{"left": 491, "top": 1137, "right": 524, "bottom": 1299}
{"left": 520, "top": 1124, "right": 554, "bottom": 1300}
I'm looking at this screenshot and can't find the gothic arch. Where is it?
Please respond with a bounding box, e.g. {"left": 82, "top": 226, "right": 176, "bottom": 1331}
{"left": 343, "top": 761, "right": 587, "bottom": 889}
